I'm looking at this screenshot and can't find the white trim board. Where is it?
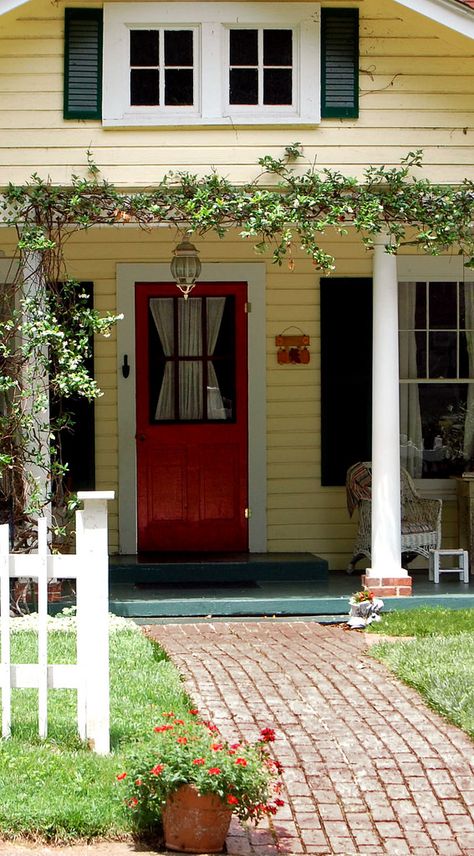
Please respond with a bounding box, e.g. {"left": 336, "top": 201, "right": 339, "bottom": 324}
{"left": 116, "top": 262, "right": 267, "bottom": 555}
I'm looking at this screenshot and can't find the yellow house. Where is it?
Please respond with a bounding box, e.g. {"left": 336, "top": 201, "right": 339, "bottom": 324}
{"left": 0, "top": 0, "right": 472, "bottom": 597}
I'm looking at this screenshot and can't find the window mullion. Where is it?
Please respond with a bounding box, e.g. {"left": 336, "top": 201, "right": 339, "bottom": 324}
{"left": 258, "top": 29, "right": 264, "bottom": 106}
{"left": 159, "top": 29, "right": 165, "bottom": 107}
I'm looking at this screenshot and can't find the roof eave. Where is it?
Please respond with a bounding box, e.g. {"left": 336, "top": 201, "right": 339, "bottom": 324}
{"left": 393, "top": 0, "right": 474, "bottom": 38}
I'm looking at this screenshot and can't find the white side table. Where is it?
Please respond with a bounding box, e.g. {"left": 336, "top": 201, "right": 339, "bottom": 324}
{"left": 429, "top": 549, "right": 469, "bottom": 583}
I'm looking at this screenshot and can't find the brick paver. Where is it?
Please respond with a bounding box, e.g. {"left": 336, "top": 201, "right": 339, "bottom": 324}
{"left": 147, "top": 622, "right": 474, "bottom": 856}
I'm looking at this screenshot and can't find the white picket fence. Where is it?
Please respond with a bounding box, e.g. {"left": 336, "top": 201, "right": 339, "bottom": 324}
{"left": 0, "top": 491, "right": 114, "bottom": 755}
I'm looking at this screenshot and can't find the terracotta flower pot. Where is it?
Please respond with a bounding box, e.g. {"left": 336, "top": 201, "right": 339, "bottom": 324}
{"left": 162, "top": 784, "right": 232, "bottom": 853}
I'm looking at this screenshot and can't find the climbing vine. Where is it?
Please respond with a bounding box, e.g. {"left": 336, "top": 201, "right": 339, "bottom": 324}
{"left": 0, "top": 145, "right": 473, "bottom": 546}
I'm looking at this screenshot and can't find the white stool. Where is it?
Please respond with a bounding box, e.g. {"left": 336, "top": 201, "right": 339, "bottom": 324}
{"left": 429, "top": 549, "right": 469, "bottom": 583}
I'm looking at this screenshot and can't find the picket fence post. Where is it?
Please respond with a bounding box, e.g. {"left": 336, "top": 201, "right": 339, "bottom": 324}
{"left": 0, "top": 491, "right": 114, "bottom": 754}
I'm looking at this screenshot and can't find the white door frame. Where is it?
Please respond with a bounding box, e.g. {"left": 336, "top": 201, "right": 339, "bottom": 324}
{"left": 116, "top": 262, "right": 267, "bottom": 554}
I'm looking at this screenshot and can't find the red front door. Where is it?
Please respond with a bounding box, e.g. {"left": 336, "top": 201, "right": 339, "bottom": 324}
{"left": 135, "top": 282, "right": 248, "bottom": 552}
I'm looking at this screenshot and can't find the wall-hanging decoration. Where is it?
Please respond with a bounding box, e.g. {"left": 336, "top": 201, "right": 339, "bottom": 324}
{"left": 275, "top": 327, "right": 310, "bottom": 364}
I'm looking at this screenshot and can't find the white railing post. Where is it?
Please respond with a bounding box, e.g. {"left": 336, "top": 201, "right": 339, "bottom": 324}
{"left": 0, "top": 524, "right": 11, "bottom": 738}
{"left": 37, "top": 517, "right": 48, "bottom": 738}
{"left": 76, "top": 491, "right": 114, "bottom": 755}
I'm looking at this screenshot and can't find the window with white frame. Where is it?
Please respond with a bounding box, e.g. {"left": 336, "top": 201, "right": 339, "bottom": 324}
{"left": 102, "top": 3, "right": 320, "bottom": 126}
{"left": 399, "top": 279, "right": 474, "bottom": 479}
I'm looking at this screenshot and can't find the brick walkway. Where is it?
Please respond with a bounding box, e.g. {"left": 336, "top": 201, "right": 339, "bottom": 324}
{"left": 147, "top": 622, "right": 474, "bottom": 856}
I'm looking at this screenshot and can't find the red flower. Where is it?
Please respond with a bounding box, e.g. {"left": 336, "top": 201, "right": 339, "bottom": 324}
{"left": 235, "top": 757, "right": 247, "bottom": 766}
{"left": 128, "top": 797, "right": 138, "bottom": 808}
{"left": 208, "top": 767, "right": 221, "bottom": 775}
{"left": 177, "top": 737, "right": 188, "bottom": 744}
{"left": 154, "top": 724, "right": 174, "bottom": 732}
{"left": 230, "top": 742, "right": 241, "bottom": 750}
{"left": 192, "top": 758, "right": 205, "bottom": 765}
{"left": 211, "top": 743, "right": 224, "bottom": 751}
{"left": 226, "top": 794, "right": 239, "bottom": 805}
{"left": 274, "top": 798, "right": 285, "bottom": 806}
{"left": 189, "top": 708, "right": 199, "bottom": 715}
{"left": 174, "top": 719, "right": 184, "bottom": 725}
{"left": 162, "top": 711, "right": 175, "bottom": 717}
{"left": 260, "top": 728, "right": 276, "bottom": 742}
{"left": 150, "top": 764, "right": 164, "bottom": 776}
{"left": 273, "top": 760, "right": 284, "bottom": 774}
{"left": 135, "top": 778, "right": 143, "bottom": 786}
{"left": 116, "top": 772, "right": 127, "bottom": 781}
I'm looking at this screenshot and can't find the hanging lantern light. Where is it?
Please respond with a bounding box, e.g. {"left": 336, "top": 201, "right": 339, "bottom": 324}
{"left": 170, "top": 238, "right": 201, "bottom": 299}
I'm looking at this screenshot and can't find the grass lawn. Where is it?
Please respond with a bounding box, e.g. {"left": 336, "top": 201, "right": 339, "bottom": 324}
{"left": 367, "top": 607, "right": 474, "bottom": 740}
{"left": 0, "top": 615, "right": 193, "bottom": 843}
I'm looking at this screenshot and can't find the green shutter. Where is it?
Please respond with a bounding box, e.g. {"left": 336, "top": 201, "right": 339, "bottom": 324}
{"left": 64, "top": 9, "right": 103, "bottom": 120}
{"left": 321, "top": 8, "right": 359, "bottom": 119}
{"left": 320, "top": 278, "right": 372, "bottom": 486}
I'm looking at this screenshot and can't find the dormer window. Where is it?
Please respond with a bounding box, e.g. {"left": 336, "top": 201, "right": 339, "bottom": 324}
{"left": 64, "top": 3, "right": 359, "bottom": 126}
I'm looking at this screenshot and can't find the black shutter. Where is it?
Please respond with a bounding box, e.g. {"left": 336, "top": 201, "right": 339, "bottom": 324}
{"left": 321, "top": 8, "right": 359, "bottom": 119}
{"left": 50, "top": 283, "right": 95, "bottom": 491}
{"left": 64, "top": 9, "right": 103, "bottom": 120}
{"left": 320, "top": 278, "right": 372, "bottom": 486}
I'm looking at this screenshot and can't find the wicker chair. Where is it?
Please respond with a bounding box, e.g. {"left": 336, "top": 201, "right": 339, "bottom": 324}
{"left": 346, "top": 461, "right": 442, "bottom": 573}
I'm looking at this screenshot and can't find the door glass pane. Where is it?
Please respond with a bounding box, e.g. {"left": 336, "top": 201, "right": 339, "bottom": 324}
{"left": 210, "top": 296, "right": 235, "bottom": 421}
{"left": 179, "top": 361, "right": 203, "bottom": 419}
{"left": 149, "top": 298, "right": 174, "bottom": 421}
{"left": 178, "top": 298, "right": 202, "bottom": 355}
{"left": 149, "top": 295, "right": 236, "bottom": 423}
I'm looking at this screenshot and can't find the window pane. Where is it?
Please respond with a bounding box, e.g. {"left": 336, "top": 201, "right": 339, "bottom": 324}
{"left": 263, "top": 29, "right": 292, "bottom": 65}
{"left": 165, "top": 69, "right": 193, "bottom": 105}
{"left": 399, "top": 331, "right": 425, "bottom": 378}
{"left": 131, "top": 69, "right": 159, "bottom": 105}
{"left": 419, "top": 383, "right": 471, "bottom": 477}
{"left": 429, "top": 281, "right": 457, "bottom": 329}
{"left": 230, "top": 68, "right": 258, "bottom": 104}
{"left": 414, "top": 282, "right": 427, "bottom": 329}
{"left": 165, "top": 30, "right": 193, "bottom": 66}
{"left": 230, "top": 29, "right": 258, "bottom": 65}
{"left": 429, "top": 331, "right": 457, "bottom": 378}
{"left": 130, "top": 30, "right": 159, "bottom": 66}
{"left": 264, "top": 68, "right": 292, "bottom": 104}
{"left": 460, "top": 281, "right": 474, "bottom": 329}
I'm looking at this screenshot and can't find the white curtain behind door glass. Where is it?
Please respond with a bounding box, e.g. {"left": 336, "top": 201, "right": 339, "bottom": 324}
{"left": 150, "top": 296, "right": 227, "bottom": 421}
{"left": 399, "top": 282, "right": 423, "bottom": 477}
{"left": 463, "top": 282, "right": 474, "bottom": 462}
{"left": 178, "top": 298, "right": 202, "bottom": 419}
{"left": 150, "top": 298, "right": 174, "bottom": 420}
{"left": 207, "top": 297, "right": 226, "bottom": 419}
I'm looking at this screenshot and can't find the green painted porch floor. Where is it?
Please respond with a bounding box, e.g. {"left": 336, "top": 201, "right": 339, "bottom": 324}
{"left": 108, "top": 566, "right": 474, "bottom": 618}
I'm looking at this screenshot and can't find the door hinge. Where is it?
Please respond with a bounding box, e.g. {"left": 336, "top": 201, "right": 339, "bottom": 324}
{"left": 244, "top": 508, "right": 252, "bottom": 518}
{"left": 244, "top": 302, "right": 252, "bottom": 313}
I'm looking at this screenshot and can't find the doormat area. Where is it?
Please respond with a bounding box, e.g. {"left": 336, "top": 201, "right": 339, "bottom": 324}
{"left": 134, "top": 580, "right": 260, "bottom": 590}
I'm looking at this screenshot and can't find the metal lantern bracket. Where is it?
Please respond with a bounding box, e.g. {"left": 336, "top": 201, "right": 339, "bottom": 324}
{"left": 275, "top": 326, "right": 310, "bottom": 364}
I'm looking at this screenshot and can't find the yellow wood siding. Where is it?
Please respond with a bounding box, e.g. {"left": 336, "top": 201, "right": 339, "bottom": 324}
{"left": 0, "top": 0, "right": 471, "bottom": 185}
{"left": 0, "top": 0, "right": 471, "bottom": 562}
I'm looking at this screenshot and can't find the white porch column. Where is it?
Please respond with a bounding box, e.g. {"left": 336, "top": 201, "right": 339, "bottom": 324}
{"left": 364, "top": 233, "right": 411, "bottom": 592}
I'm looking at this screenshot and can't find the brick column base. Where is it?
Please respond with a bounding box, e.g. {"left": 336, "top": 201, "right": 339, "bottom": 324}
{"left": 361, "top": 575, "right": 412, "bottom": 598}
